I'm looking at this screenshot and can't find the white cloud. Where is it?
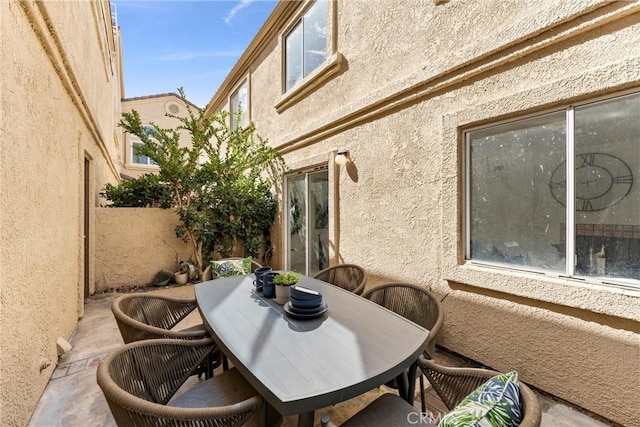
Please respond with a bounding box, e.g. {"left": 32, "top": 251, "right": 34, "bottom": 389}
{"left": 224, "top": 0, "right": 254, "bottom": 24}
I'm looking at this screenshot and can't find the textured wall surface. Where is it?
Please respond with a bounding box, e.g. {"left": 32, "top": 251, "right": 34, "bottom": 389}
{"left": 0, "top": 1, "right": 121, "bottom": 425}
{"left": 94, "top": 208, "right": 192, "bottom": 291}
{"left": 208, "top": 0, "right": 640, "bottom": 424}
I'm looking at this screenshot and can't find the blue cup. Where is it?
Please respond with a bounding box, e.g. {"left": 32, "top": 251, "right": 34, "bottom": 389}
{"left": 261, "top": 272, "right": 279, "bottom": 298}
{"left": 254, "top": 267, "right": 272, "bottom": 293}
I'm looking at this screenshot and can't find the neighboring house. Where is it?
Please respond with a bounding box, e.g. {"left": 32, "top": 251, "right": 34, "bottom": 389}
{"left": 204, "top": 0, "right": 640, "bottom": 425}
{"left": 1, "top": 1, "right": 123, "bottom": 425}
{"left": 121, "top": 93, "right": 198, "bottom": 178}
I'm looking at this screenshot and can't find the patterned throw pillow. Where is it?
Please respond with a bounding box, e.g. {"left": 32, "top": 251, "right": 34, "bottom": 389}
{"left": 211, "top": 257, "right": 252, "bottom": 278}
{"left": 439, "top": 371, "right": 523, "bottom": 427}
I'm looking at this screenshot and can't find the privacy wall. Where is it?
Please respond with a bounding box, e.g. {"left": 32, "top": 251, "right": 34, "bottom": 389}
{"left": 95, "top": 208, "right": 191, "bottom": 292}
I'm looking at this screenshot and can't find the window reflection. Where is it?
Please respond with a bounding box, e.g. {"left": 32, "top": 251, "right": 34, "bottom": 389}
{"left": 467, "top": 92, "right": 640, "bottom": 286}
{"left": 284, "top": 0, "right": 327, "bottom": 91}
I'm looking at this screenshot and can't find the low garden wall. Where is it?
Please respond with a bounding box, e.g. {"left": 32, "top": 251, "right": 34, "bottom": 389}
{"left": 94, "top": 208, "right": 191, "bottom": 292}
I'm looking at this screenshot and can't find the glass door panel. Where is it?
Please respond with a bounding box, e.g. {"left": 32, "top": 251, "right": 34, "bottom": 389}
{"left": 287, "top": 175, "right": 307, "bottom": 274}
{"left": 285, "top": 169, "right": 329, "bottom": 275}
{"left": 309, "top": 172, "right": 329, "bottom": 275}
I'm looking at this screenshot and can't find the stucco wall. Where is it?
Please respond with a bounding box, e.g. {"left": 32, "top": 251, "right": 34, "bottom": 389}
{"left": 0, "top": 1, "right": 122, "bottom": 425}
{"left": 94, "top": 208, "right": 192, "bottom": 292}
{"left": 208, "top": 0, "right": 640, "bottom": 424}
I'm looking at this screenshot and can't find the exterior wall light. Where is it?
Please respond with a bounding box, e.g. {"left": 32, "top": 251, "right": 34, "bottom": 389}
{"left": 335, "top": 148, "right": 350, "bottom": 166}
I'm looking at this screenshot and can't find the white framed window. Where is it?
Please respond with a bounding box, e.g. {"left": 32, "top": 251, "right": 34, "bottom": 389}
{"left": 465, "top": 92, "right": 639, "bottom": 288}
{"left": 230, "top": 80, "right": 249, "bottom": 131}
{"left": 130, "top": 126, "right": 158, "bottom": 166}
{"left": 284, "top": 0, "right": 328, "bottom": 92}
{"left": 131, "top": 142, "right": 157, "bottom": 166}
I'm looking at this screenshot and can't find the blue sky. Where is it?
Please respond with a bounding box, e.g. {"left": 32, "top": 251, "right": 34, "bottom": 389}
{"left": 115, "top": 1, "right": 277, "bottom": 107}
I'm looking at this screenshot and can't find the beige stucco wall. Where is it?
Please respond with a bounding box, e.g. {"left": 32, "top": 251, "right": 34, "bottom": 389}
{"left": 0, "top": 1, "right": 122, "bottom": 425}
{"left": 119, "top": 94, "right": 196, "bottom": 180}
{"left": 94, "top": 208, "right": 192, "bottom": 292}
{"left": 208, "top": 0, "right": 640, "bottom": 424}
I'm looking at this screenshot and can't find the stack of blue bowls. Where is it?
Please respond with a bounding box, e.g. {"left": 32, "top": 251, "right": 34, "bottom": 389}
{"left": 289, "top": 286, "right": 323, "bottom": 310}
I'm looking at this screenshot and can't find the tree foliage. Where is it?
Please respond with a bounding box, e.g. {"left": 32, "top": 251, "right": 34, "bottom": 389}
{"left": 117, "top": 88, "right": 284, "bottom": 270}
{"left": 100, "top": 173, "right": 173, "bottom": 208}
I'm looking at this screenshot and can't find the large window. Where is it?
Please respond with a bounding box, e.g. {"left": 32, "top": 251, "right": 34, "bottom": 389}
{"left": 284, "top": 0, "right": 327, "bottom": 92}
{"left": 230, "top": 80, "right": 248, "bottom": 130}
{"left": 285, "top": 168, "right": 329, "bottom": 276}
{"left": 466, "top": 92, "right": 639, "bottom": 287}
{"left": 130, "top": 126, "right": 158, "bottom": 166}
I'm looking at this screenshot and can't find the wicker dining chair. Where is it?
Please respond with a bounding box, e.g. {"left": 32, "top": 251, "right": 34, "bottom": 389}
{"left": 112, "top": 293, "right": 209, "bottom": 344}
{"left": 313, "top": 264, "right": 368, "bottom": 295}
{"left": 111, "top": 293, "right": 220, "bottom": 377}
{"left": 340, "top": 357, "right": 541, "bottom": 427}
{"left": 97, "top": 338, "right": 281, "bottom": 427}
{"left": 361, "top": 283, "right": 443, "bottom": 412}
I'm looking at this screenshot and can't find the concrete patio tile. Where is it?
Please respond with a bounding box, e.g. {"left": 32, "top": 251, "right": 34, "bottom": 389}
{"left": 66, "top": 359, "right": 88, "bottom": 375}
{"left": 49, "top": 365, "right": 69, "bottom": 380}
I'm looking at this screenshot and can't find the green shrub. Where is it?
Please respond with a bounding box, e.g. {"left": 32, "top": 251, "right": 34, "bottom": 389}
{"left": 100, "top": 173, "right": 173, "bottom": 208}
{"left": 118, "top": 88, "right": 285, "bottom": 270}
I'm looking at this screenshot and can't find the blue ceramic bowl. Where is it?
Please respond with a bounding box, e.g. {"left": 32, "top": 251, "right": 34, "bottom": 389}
{"left": 290, "top": 295, "right": 322, "bottom": 309}
{"left": 290, "top": 286, "right": 323, "bottom": 301}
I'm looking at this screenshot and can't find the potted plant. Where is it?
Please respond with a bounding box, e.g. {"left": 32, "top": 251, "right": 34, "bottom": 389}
{"left": 174, "top": 261, "right": 190, "bottom": 285}
{"left": 272, "top": 272, "right": 300, "bottom": 304}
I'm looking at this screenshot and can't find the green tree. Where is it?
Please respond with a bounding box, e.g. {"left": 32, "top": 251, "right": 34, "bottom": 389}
{"left": 118, "top": 88, "right": 284, "bottom": 271}
{"left": 100, "top": 173, "right": 173, "bottom": 208}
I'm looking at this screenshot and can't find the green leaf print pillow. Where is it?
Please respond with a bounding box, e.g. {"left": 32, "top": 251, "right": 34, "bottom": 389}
{"left": 211, "top": 257, "right": 252, "bottom": 278}
{"left": 439, "top": 371, "right": 523, "bottom": 427}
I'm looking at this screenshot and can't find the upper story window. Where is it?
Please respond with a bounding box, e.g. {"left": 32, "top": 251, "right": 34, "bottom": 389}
{"left": 131, "top": 126, "right": 158, "bottom": 166}
{"left": 230, "top": 80, "right": 249, "bottom": 130}
{"left": 284, "top": 0, "right": 327, "bottom": 92}
{"left": 465, "top": 92, "right": 639, "bottom": 288}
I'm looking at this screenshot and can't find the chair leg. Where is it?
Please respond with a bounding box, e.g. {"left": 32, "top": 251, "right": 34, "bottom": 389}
{"left": 222, "top": 353, "right": 229, "bottom": 371}
{"left": 420, "top": 374, "right": 426, "bottom": 414}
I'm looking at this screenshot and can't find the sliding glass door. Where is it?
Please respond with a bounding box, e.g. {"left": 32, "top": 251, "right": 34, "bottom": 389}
{"left": 286, "top": 169, "right": 329, "bottom": 275}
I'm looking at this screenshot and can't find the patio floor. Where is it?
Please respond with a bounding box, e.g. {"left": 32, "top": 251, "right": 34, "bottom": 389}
{"left": 27, "top": 284, "right": 614, "bottom": 427}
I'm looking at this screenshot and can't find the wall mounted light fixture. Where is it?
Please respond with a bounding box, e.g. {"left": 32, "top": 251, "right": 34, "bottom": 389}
{"left": 334, "top": 148, "right": 350, "bottom": 166}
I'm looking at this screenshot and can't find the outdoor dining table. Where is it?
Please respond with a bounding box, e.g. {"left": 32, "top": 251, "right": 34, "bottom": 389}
{"left": 195, "top": 274, "right": 429, "bottom": 427}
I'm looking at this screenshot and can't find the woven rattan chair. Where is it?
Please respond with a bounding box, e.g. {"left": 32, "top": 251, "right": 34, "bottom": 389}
{"left": 97, "top": 338, "right": 281, "bottom": 427}
{"left": 312, "top": 264, "right": 367, "bottom": 295}
{"left": 112, "top": 293, "right": 208, "bottom": 344}
{"left": 112, "top": 293, "right": 220, "bottom": 377}
{"left": 361, "top": 283, "right": 443, "bottom": 412}
{"left": 340, "top": 357, "right": 541, "bottom": 426}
